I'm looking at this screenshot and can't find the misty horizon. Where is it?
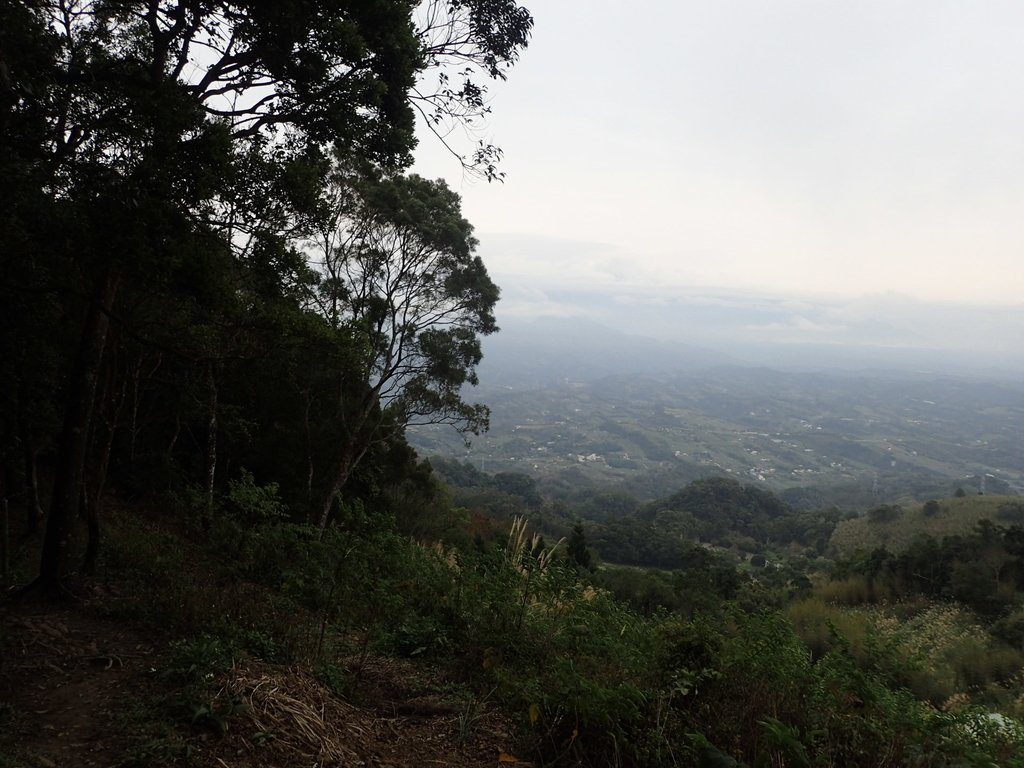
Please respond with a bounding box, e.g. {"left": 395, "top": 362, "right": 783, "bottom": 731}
{"left": 475, "top": 274, "right": 1024, "bottom": 384}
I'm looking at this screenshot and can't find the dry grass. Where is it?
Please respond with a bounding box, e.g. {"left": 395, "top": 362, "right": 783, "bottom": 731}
{"left": 208, "top": 662, "right": 366, "bottom": 766}
{"left": 201, "top": 659, "right": 518, "bottom": 768}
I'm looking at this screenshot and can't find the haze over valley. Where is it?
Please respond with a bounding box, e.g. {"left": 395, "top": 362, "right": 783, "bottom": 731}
{"left": 411, "top": 312, "right": 1024, "bottom": 509}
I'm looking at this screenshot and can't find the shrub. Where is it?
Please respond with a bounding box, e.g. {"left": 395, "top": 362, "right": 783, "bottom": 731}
{"left": 867, "top": 504, "right": 902, "bottom": 523}
{"left": 997, "top": 501, "right": 1024, "bottom": 524}
{"left": 816, "top": 575, "right": 890, "bottom": 605}
{"left": 226, "top": 468, "right": 286, "bottom": 523}
{"left": 785, "top": 598, "right": 871, "bottom": 661}
{"left": 805, "top": 632, "right": 950, "bottom": 768}
{"left": 933, "top": 708, "right": 1024, "bottom": 767}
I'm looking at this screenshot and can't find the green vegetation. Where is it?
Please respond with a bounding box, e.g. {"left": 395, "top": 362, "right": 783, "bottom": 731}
{"left": 7, "top": 459, "right": 1024, "bottom": 765}
{"left": 9, "top": 486, "right": 1024, "bottom": 766}
{"left": 2, "top": 0, "right": 533, "bottom": 595}
{"left": 831, "top": 495, "right": 1023, "bottom": 557}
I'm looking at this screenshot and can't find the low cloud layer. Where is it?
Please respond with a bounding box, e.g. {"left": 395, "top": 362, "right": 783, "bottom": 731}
{"left": 476, "top": 234, "right": 1024, "bottom": 376}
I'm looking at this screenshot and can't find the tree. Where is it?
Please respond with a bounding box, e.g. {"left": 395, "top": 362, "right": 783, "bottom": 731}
{"left": 8, "top": 0, "right": 533, "bottom": 593}
{"left": 308, "top": 170, "right": 498, "bottom": 529}
{"left": 567, "top": 522, "right": 593, "bottom": 571}
{"left": 413, "top": 0, "right": 533, "bottom": 180}
{"left": 492, "top": 472, "right": 542, "bottom": 508}
{"left": 866, "top": 504, "right": 902, "bottom": 524}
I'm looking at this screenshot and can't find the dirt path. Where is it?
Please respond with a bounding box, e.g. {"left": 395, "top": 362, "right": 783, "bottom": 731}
{"left": 1, "top": 602, "right": 158, "bottom": 767}
{"left": 1, "top": 602, "right": 528, "bottom": 767}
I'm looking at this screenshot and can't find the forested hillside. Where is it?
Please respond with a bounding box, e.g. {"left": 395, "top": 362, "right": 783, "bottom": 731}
{"left": 3, "top": 2, "right": 1024, "bottom": 767}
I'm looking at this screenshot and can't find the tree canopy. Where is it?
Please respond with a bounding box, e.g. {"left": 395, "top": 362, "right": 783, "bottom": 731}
{"left": 305, "top": 168, "right": 499, "bottom": 528}
{"left": 1, "top": 0, "right": 533, "bottom": 591}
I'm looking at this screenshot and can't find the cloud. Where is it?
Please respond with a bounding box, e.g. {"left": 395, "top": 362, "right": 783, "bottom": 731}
{"left": 413, "top": 2, "right": 1024, "bottom": 306}
{"left": 495, "top": 285, "right": 598, "bottom": 321}
{"left": 477, "top": 233, "right": 620, "bottom": 280}
{"left": 465, "top": 228, "right": 1024, "bottom": 371}
{"left": 744, "top": 315, "right": 847, "bottom": 334}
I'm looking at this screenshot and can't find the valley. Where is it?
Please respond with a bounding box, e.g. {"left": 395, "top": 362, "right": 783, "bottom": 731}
{"left": 412, "top": 365, "right": 1024, "bottom": 507}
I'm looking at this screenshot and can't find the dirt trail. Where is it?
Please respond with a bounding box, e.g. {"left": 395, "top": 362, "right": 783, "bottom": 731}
{"left": 1, "top": 602, "right": 527, "bottom": 767}
{"left": 1, "top": 602, "right": 156, "bottom": 767}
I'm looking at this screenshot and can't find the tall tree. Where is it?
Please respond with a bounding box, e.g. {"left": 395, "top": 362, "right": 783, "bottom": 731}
{"left": 567, "top": 522, "right": 593, "bottom": 571}
{"left": 308, "top": 170, "right": 498, "bottom": 529}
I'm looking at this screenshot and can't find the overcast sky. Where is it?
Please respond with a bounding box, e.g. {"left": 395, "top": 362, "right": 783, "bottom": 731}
{"left": 413, "top": 0, "right": 1024, "bottom": 312}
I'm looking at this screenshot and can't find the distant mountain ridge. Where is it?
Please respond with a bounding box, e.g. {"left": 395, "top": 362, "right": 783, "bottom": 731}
{"left": 483, "top": 285, "right": 1024, "bottom": 379}
{"left": 477, "top": 317, "right": 733, "bottom": 387}
{"left": 477, "top": 315, "right": 1024, "bottom": 391}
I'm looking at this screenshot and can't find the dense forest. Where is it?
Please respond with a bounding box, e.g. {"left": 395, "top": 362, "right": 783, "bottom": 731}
{"left": 3, "top": 2, "right": 1024, "bottom": 767}
{"left": 1, "top": 0, "right": 528, "bottom": 591}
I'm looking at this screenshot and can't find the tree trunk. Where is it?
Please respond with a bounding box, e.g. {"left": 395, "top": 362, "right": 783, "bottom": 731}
{"left": 16, "top": 377, "right": 44, "bottom": 534}
{"left": 318, "top": 444, "right": 357, "bottom": 532}
{"left": 317, "top": 385, "right": 384, "bottom": 532}
{"left": 128, "top": 353, "right": 161, "bottom": 467}
{"left": 20, "top": 425, "right": 43, "bottom": 535}
{"left": 82, "top": 346, "right": 125, "bottom": 575}
{"left": 303, "top": 390, "right": 314, "bottom": 505}
{"left": 2, "top": 499, "right": 9, "bottom": 582}
{"left": 30, "top": 269, "right": 120, "bottom": 597}
{"left": 81, "top": 491, "right": 101, "bottom": 577}
{"left": 203, "top": 361, "right": 218, "bottom": 531}
{"left": 317, "top": 429, "right": 380, "bottom": 533}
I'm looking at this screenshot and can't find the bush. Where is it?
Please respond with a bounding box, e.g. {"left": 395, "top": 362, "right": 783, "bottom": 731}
{"left": 997, "top": 501, "right": 1024, "bottom": 524}
{"left": 91, "top": 500, "right": 1024, "bottom": 768}
{"left": 816, "top": 575, "right": 890, "bottom": 605}
{"left": 809, "top": 647, "right": 927, "bottom": 767}
{"left": 867, "top": 504, "right": 902, "bottom": 524}
{"left": 226, "top": 468, "right": 286, "bottom": 523}
{"left": 785, "top": 598, "right": 871, "bottom": 661}
{"left": 933, "top": 709, "right": 1024, "bottom": 767}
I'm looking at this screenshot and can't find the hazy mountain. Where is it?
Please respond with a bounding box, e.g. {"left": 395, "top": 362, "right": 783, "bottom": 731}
{"left": 476, "top": 308, "right": 1024, "bottom": 388}
{"left": 476, "top": 317, "right": 734, "bottom": 387}
{"left": 483, "top": 285, "right": 1024, "bottom": 380}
